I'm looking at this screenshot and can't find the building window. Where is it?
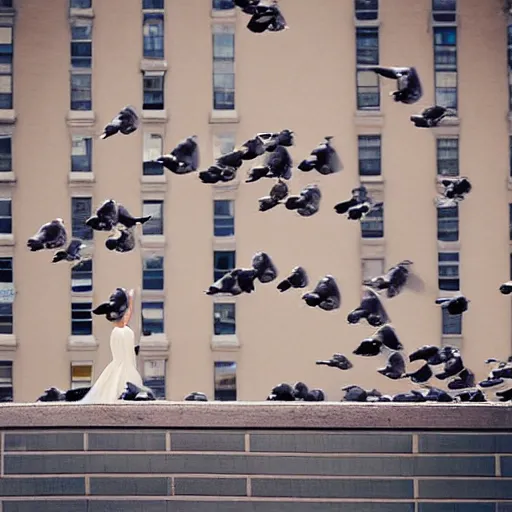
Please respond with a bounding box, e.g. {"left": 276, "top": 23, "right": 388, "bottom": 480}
{"left": 0, "top": 1, "right": 13, "bottom": 7}
{"left": 442, "top": 307, "right": 462, "bottom": 335}
{"left": 354, "top": 0, "right": 378, "bottom": 20}
{"left": 143, "top": 133, "right": 164, "bottom": 175}
{"left": 71, "top": 259, "right": 92, "bottom": 294}
{"left": 213, "top": 0, "right": 235, "bottom": 9}
{"left": 0, "top": 198, "right": 11, "bottom": 234}
{"left": 0, "top": 135, "right": 11, "bottom": 172}
{"left": 434, "top": 27, "right": 457, "bottom": 109}
{"left": 0, "top": 361, "right": 12, "bottom": 402}
{"left": 438, "top": 252, "right": 459, "bottom": 291}
{"left": 143, "top": 359, "right": 166, "bottom": 400}
{"left": 214, "top": 250, "right": 235, "bottom": 282}
{"left": 213, "top": 133, "right": 236, "bottom": 160}
{"left": 142, "top": 200, "right": 164, "bottom": 235}
{"left": 71, "top": 302, "right": 92, "bottom": 336}
{"left": 70, "top": 20, "right": 92, "bottom": 69}
{"left": 437, "top": 138, "right": 458, "bottom": 177}
{"left": 143, "top": 0, "right": 164, "bottom": 8}
{"left": 356, "top": 27, "right": 379, "bottom": 110}
{"left": 70, "top": 0, "right": 92, "bottom": 8}
{"left": 213, "top": 26, "right": 235, "bottom": 110}
{"left": 361, "top": 204, "right": 383, "bottom": 238}
{"left": 358, "top": 135, "right": 381, "bottom": 176}
{"left": 0, "top": 257, "right": 13, "bottom": 335}
{"left": 70, "top": 73, "right": 92, "bottom": 111}
{"left": 143, "top": 255, "right": 164, "bottom": 290}
{"left": 0, "top": 26, "right": 13, "bottom": 109}
{"left": 432, "top": 0, "right": 456, "bottom": 23}
{"left": 214, "top": 302, "right": 235, "bottom": 335}
{"left": 214, "top": 361, "right": 237, "bottom": 401}
{"left": 508, "top": 24, "right": 512, "bottom": 111}
{"left": 361, "top": 258, "right": 384, "bottom": 281}
{"left": 143, "top": 14, "right": 164, "bottom": 59}
{"left": 71, "top": 136, "right": 92, "bottom": 172}
{"left": 143, "top": 72, "right": 164, "bottom": 110}
{"left": 437, "top": 204, "right": 458, "bottom": 242}
{"left": 214, "top": 200, "right": 234, "bottom": 237}
{"left": 71, "top": 197, "right": 93, "bottom": 240}
{"left": 70, "top": 362, "right": 92, "bottom": 389}
{"left": 510, "top": 252, "right": 512, "bottom": 280}
{"left": 141, "top": 301, "right": 164, "bottom": 335}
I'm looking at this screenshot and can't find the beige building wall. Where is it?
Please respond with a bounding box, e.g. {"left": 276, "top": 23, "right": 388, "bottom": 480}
{"left": 0, "top": 0, "right": 510, "bottom": 402}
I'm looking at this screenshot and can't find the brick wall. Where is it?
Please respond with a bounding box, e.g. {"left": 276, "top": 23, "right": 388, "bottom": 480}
{"left": 0, "top": 403, "right": 511, "bottom": 511}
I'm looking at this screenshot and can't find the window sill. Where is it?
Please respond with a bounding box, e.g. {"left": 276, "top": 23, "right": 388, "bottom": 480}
{"left": 69, "top": 172, "right": 94, "bottom": 184}
{"left": 354, "top": 18, "right": 380, "bottom": 27}
{"left": 141, "top": 175, "right": 167, "bottom": 193}
{"left": 0, "top": 334, "right": 16, "bottom": 350}
{"left": 0, "top": 110, "right": 16, "bottom": 124}
{"left": 67, "top": 335, "right": 98, "bottom": 351}
{"left": 213, "top": 236, "right": 236, "bottom": 251}
{"left": 140, "top": 235, "right": 166, "bottom": 249}
{"left": 432, "top": 120, "right": 460, "bottom": 136}
{"left": 140, "top": 59, "right": 168, "bottom": 72}
{"left": 360, "top": 175, "right": 383, "bottom": 185}
{"left": 360, "top": 240, "right": 385, "bottom": 259}
{"left": 211, "top": 334, "right": 240, "bottom": 351}
{"left": 211, "top": 8, "right": 236, "bottom": 17}
{"left": 354, "top": 111, "right": 384, "bottom": 128}
{"left": 0, "top": 171, "right": 15, "bottom": 183}
{"left": 69, "top": 7, "right": 94, "bottom": 19}
{"left": 438, "top": 240, "right": 461, "bottom": 251}
{"left": 141, "top": 110, "right": 168, "bottom": 123}
{"left": 209, "top": 110, "right": 239, "bottom": 124}
{"left": 67, "top": 110, "right": 95, "bottom": 127}
{"left": 441, "top": 335, "right": 463, "bottom": 349}
{"left": 212, "top": 179, "right": 241, "bottom": 192}
{"left": 0, "top": 234, "right": 14, "bottom": 246}
{"left": 140, "top": 334, "right": 169, "bottom": 352}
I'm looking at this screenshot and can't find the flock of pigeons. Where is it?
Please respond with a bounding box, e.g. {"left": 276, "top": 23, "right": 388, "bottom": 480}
{"left": 31, "top": 1, "right": 512, "bottom": 405}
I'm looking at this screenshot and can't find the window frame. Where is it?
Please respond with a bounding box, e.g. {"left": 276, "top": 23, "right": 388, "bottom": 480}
{"left": 70, "top": 19, "right": 93, "bottom": 69}
{"left": 142, "top": 199, "right": 164, "bottom": 235}
{"left": 0, "top": 135, "right": 11, "bottom": 172}
{"left": 71, "top": 259, "right": 93, "bottom": 294}
{"left": 438, "top": 252, "right": 460, "bottom": 291}
{"left": 214, "top": 361, "right": 237, "bottom": 401}
{"left": 358, "top": 135, "right": 381, "bottom": 176}
{"left": 433, "top": 26, "right": 457, "bottom": 110}
{"left": 361, "top": 204, "right": 384, "bottom": 239}
{"left": 71, "top": 135, "right": 92, "bottom": 173}
{"left": 71, "top": 196, "right": 93, "bottom": 240}
{"left": 141, "top": 300, "right": 164, "bottom": 336}
{"left": 213, "top": 200, "right": 235, "bottom": 237}
{"left": 213, "top": 302, "right": 235, "bottom": 336}
{"left": 143, "top": 359, "right": 166, "bottom": 399}
{"left": 355, "top": 27, "right": 380, "bottom": 111}
{"left": 213, "top": 250, "right": 235, "bottom": 282}
{"left": 212, "top": 25, "right": 235, "bottom": 111}
{"left": 142, "top": 255, "right": 164, "bottom": 291}
{"left": 70, "top": 72, "right": 92, "bottom": 111}
{"left": 442, "top": 307, "right": 462, "bottom": 335}
{"left": 143, "top": 72, "right": 165, "bottom": 110}
{"left": 143, "top": 13, "right": 164, "bottom": 59}
{"left": 0, "top": 360, "right": 13, "bottom": 402}
{"left": 70, "top": 361, "right": 93, "bottom": 389}
{"left": 0, "top": 198, "right": 11, "bottom": 235}
{"left": 71, "top": 301, "right": 93, "bottom": 336}
{"left": 437, "top": 204, "right": 459, "bottom": 242}
{"left": 436, "top": 137, "right": 459, "bottom": 177}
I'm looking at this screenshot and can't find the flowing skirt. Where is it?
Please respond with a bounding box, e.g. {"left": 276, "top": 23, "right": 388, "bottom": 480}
{"left": 80, "top": 326, "right": 143, "bottom": 404}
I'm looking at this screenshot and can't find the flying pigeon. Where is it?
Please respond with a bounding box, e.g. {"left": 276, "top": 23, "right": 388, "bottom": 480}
{"left": 363, "top": 260, "right": 424, "bottom": 298}
{"left": 205, "top": 271, "right": 245, "bottom": 296}
{"left": 302, "top": 275, "right": 341, "bottom": 311}
{"left": 347, "top": 288, "right": 390, "bottom": 327}
{"left": 392, "top": 390, "right": 426, "bottom": 403}
{"left": 105, "top": 227, "right": 135, "bottom": 253}
{"left": 258, "top": 179, "right": 289, "bottom": 212}
{"left": 435, "top": 295, "right": 470, "bottom": 315}
{"left": 199, "top": 164, "right": 237, "bottom": 184}
{"left": 100, "top": 106, "right": 139, "bottom": 140}
{"left": 353, "top": 339, "right": 383, "bottom": 357}
{"left": 239, "top": 135, "right": 266, "bottom": 160}
{"left": 27, "top": 218, "right": 67, "bottom": 252}
{"left": 251, "top": 252, "right": 278, "bottom": 283}
{"left": 405, "top": 363, "right": 433, "bottom": 385}
{"left": 216, "top": 150, "right": 245, "bottom": 170}
{"left": 410, "top": 105, "right": 456, "bottom": 128}
{"left": 369, "top": 66, "right": 423, "bottom": 104}
{"left": 372, "top": 324, "right": 404, "bottom": 351}
{"left": 435, "top": 354, "right": 464, "bottom": 380}
{"left": 298, "top": 136, "right": 342, "bottom": 175}
{"left": 423, "top": 387, "right": 454, "bottom": 402}
{"left": 277, "top": 266, "right": 308, "bottom": 292}
{"left": 155, "top": 135, "right": 200, "bottom": 174}
{"left": 316, "top": 353, "right": 353, "bottom": 370}
{"left": 447, "top": 368, "right": 475, "bottom": 390}
{"left": 285, "top": 184, "right": 321, "bottom": 217}
{"left": 246, "top": 2, "right": 288, "bottom": 33}
{"left": 334, "top": 186, "right": 369, "bottom": 216}
{"left": 52, "top": 238, "right": 86, "bottom": 263}
{"left": 500, "top": 281, "right": 512, "bottom": 295}
{"left": 92, "top": 287, "right": 129, "bottom": 322}
{"left": 261, "top": 129, "right": 295, "bottom": 152}
{"left": 85, "top": 199, "right": 118, "bottom": 231}
{"left": 378, "top": 351, "right": 406, "bottom": 380}
{"left": 435, "top": 177, "right": 472, "bottom": 207}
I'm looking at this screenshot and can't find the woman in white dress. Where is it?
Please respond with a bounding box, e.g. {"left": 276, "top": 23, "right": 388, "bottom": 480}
{"left": 80, "top": 288, "right": 143, "bottom": 404}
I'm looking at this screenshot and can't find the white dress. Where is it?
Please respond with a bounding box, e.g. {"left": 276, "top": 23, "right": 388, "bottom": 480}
{"left": 80, "top": 325, "right": 143, "bottom": 404}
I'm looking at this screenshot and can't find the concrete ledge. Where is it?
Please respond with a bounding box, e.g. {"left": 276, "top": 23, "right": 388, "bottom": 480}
{"left": 0, "top": 402, "right": 510, "bottom": 430}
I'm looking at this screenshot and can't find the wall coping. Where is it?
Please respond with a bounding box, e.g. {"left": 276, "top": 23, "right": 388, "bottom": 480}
{"left": 0, "top": 402, "right": 510, "bottom": 430}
